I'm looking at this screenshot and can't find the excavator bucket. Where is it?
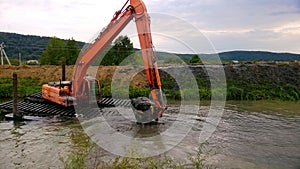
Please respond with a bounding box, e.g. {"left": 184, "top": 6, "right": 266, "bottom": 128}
{"left": 131, "top": 97, "right": 158, "bottom": 123}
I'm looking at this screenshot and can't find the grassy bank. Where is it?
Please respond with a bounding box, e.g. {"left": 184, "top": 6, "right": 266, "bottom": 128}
{"left": 0, "top": 64, "right": 298, "bottom": 101}
{"left": 0, "top": 77, "right": 42, "bottom": 98}
{"left": 226, "top": 79, "right": 300, "bottom": 101}
{"left": 99, "top": 77, "right": 300, "bottom": 101}
{"left": 0, "top": 76, "right": 299, "bottom": 101}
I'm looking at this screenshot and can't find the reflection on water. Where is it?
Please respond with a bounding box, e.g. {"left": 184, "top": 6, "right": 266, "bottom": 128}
{"left": 202, "top": 109, "right": 299, "bottom": 169}
{"left": 158, "top": 103, "right": 300, "bottom": 169}
{"left": 226, "top": 100, "right": 300, "bottom": 117}
{"left": 0, "top": 117, "right": 77, "bottom": 168}
{"left": 0, "top": 100, "right": 299, "bottom": 168}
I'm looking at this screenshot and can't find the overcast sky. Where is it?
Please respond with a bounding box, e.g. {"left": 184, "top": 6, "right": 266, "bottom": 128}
{"left": 0, "top": 0, "right": 299, "bottom": 54}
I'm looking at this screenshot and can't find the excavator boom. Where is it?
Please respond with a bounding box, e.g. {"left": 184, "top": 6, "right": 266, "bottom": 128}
{"left": 73, "top": 2, "right": 134, "bottom": 97}
{"left": 43, "top": 0, "right": 166, "bottom": 122}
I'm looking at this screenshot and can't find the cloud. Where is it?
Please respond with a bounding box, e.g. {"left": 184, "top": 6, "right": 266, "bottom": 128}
{"left": 204, "top": 28, "right": 300, "bottom": 53}
{"left": 144, "top": 0, "right": 300, "bottom": 53}
{"left": 0, "top": 0, "right": 299, "bottom": 53}
{"left": 273, "top": 22, "right": 300, "bottom": 34}
{"left": 0, "top": 0, "right": 123, "bottom": 41}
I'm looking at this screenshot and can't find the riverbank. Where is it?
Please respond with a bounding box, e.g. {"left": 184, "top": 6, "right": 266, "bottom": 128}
{"left": 0, "top": 63, "right": 299, "bottom": 101}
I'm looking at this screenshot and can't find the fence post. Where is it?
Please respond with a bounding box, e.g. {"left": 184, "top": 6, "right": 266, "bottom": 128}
{"left": 62, "top": 60, "right": 66, "bottom": 81}
{"left": 13, "top": 72, "right": 22, "bottom": 119}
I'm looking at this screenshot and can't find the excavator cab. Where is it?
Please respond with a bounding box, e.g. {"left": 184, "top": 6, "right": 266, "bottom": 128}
{"left": 42, "top": 76, "right": 100, "bottom": 107}
{"left": 42, "top": 81, "right": 75, "bottom": 107}
{"left": 82, "top": 76, "right": 100, "bottom": 97}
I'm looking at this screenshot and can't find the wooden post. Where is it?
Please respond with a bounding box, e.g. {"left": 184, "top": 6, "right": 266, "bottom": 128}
{"left": 62, "top": 60, "right": 66, "bottom": 81}
{"left": 13, "top": 72, "right": 22, "bottom": 119}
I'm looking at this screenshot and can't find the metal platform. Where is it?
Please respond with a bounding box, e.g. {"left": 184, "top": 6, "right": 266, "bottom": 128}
{"left": 0, "top": 92, "right": 131, "bottom": 117}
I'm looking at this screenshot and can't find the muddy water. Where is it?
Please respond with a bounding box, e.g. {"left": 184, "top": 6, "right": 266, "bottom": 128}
{"left": 169, "top": 103, "right": 300, "bottom": 169}
{"left": 0, "top": 116, "right": 76, "bottom": 169}
{"left": 0, "top": 100, "right": 299, "bottom": 169}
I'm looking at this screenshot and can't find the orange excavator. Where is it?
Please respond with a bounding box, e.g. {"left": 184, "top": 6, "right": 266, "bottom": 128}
{"left": 42, "top": 0, "right": 166, "bottom": 122}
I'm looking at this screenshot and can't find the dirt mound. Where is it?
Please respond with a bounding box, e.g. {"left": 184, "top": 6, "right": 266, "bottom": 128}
{"left": 0, "top": 65, "right": 74, "bottom": 83}
{"left": 0, "top": 65, "right": 148, "bottom": 87}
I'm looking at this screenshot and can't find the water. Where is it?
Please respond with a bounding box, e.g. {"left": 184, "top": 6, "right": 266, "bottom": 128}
{"left": 155, "top": 102, "right": 300, "bottom": 169}
{"left": 195, "top": 107, "right": 300, "bottom": 169}
{"left": 0, "top": 116, "right": 77, "bottom": 169}
{"left": 0, "top": 100, "right": 299, "bottom": 168}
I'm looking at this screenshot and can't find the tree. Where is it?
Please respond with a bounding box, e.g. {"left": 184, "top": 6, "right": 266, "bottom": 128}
{"left": 39, "top": 37, "right": 80, "bottom": 65}
{"left": 39, "top": 37, "right": 65, "bottom": 65}
{"left": 101, "top": 35, "right": 134, "bottom": 66}
{"left": 189, "top": 54, "right": 202, "bottom": 64}
{"left": 65, "top": 38, "right": 80, "bottom": 65}
{"left": 163, "top": 55, "right": 184, "bottom": 64}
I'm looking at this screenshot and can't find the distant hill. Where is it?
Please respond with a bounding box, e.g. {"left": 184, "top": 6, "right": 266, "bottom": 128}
{"left": 0, "top": 32, "right": 85, "bottom": 61}
{"left": 216, "top": 51, "right": 300, "bottom": 62}
{"left": 158, "top": 51, "right": 300, "bottom": 62}
{"left": 1, "top": 32, "right": 299, "bottom": 63}
{"left": 156, "top": 51, "right": 300, "bottom": 63}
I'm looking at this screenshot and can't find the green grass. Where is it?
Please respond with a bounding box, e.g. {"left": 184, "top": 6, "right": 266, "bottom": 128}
{"left": 99, "top": 77, "right": 300, "bottom": 101}
{"left": 0, "top": 77, "right": 42, "bottom": 98}
{"left": 226, "top": 80, "right": 300, "bottom": 101}
{"left": 0, "top": 75, "right": 299, "bottom": 101}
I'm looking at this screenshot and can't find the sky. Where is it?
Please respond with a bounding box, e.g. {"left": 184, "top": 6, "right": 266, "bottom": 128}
{"left": 0, "top": 0, "right": 300, "bottom": 54}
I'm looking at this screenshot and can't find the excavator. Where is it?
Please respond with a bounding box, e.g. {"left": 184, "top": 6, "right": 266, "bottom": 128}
{"left": 42, "top": 0, "right": 166, "bottom": 123}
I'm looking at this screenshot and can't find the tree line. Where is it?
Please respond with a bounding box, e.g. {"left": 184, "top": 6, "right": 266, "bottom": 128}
{"left": 3, "top": 32, "right": 299, "bottom": 66}
{"left": 39, "top": 37, "right": 80, "bottom": 65}
{"left": 39, "top": 35, "right": 135, "bottom": 66}
{"left": 0, "top": 32, "right": 49, "bottom": 60}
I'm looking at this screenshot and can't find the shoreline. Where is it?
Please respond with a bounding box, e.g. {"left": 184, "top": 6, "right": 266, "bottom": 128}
{"left": 0, "top": 63, "right": 299, "bottom": 101}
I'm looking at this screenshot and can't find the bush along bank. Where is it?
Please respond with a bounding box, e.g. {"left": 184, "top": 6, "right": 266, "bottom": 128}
{"left": 226, "top": 79, "right": 300, "bottom": 101}
{"left": 0, "top": 77, "right": 42, "bottom": 98}
{"left": 1, "top": 77, "right": 299, "bottom": 101}
{"left": 98, "top": 76, "right": 299, "bottom": 101}
{"left": 156, "top": 64, "right": 300, "bottom": 101}
{"left": 1, "top": 68, "right": 299, "bottom": 101}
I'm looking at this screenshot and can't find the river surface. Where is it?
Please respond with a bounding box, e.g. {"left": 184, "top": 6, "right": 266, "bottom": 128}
{"left": 0, "top": 100, "right": 299, "bottom": 169}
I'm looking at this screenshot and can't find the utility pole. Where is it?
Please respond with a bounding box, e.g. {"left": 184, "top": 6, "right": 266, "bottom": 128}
{"left": 13, "top": 72, "right": 23, "bottom": 119}
{"left": 0, "top": 43, "right": 3, "bottom": 65}
{"left": 19, "top": 52, "right": 21, "bottom": 66}
{"left": 0, "top": 42, "right": 11, "bottom": 65}
{"left": 0, "top": 48, "right": 3, "bottom": 65}
{"left": 62, "top": 60, "right": 66, "bottom": 81}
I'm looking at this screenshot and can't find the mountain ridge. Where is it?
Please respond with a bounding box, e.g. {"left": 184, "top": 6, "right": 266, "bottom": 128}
{"left": 1, "top": 31, "right": 299, "bottom": 62}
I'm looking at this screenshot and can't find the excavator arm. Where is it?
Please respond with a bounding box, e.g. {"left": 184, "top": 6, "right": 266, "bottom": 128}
{"left": 73, "top": 0, "right": 166, "bottom": 121}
